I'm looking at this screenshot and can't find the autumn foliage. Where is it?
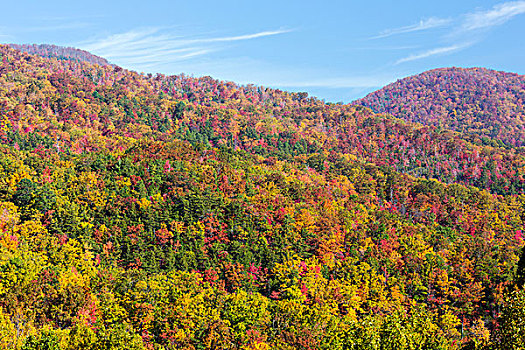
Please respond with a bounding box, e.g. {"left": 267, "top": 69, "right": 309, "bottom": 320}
{"left": 356, "top": 67, "right": 525, "bottom": 147}
{"left": 0, "top": 44, "right": 524, "bottom": 349}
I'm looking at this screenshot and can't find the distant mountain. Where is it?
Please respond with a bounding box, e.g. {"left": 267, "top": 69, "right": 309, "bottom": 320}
{"left": 9, "top": 43, "right": 111, "bottom": 66}
{"left": 355, "top": 67, "right": 525, "bottom": 147}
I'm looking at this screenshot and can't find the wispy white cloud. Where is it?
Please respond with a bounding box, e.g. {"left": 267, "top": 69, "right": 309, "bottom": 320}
{"left": 388, "top": 1, "right": 525, "bottom": 64}
{"left": 371, "top": 17, "right": 452, "bottom": 39}
{"left": 78, "top": 27, "right": 291, "bottom": 69}
{"left": 194, "top": 29, "right": 293, "bottom": 43}
{"left": 271, "top": 76, "right": 396, "bottom": 89}
{"left": 351, "top": 45, "right": 419, "bottom": 51}
{"left": 17, "top": 22, "right": 92, "bottom": 33}
{"left": 462, "top": 1, "right": 525, "bottom": 31}
{"left": 0, "top": 29, "right": 13, "bottom": 41}
{"left": 26, "top": 14, "right": 106, "bottom": 22}
{"left": 395, "top": 43, "right": 471, "bottom": 64}
{"left": 144, "top": 54, "right": 395, "bottom": 91}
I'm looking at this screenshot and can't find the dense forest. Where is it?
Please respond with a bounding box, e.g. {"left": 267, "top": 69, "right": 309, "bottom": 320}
{"left": 0, "top": 44, "right": 524, "bottom": 349}
{"left": 356, "top": 67, "right": 525, "bottom": 147}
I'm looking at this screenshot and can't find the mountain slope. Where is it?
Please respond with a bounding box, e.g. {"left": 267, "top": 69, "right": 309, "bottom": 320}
{"left": 1, "top": 45, "right": 524, "bottom": 195}
{"left": 0, "top": 44, "right": 524, "bottom": 349}
{"left": 356, "top": 67, "right": 525, "bottom": 147}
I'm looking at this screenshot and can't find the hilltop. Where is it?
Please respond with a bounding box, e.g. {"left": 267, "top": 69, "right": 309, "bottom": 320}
{"left": 356, "top": 67, "right": 525, "bottom": 147}
{"left": 9, "top": 43, "right": 111, "bottom": 66}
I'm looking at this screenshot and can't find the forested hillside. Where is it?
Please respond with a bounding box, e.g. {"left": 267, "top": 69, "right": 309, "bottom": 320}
{"left": 356, "top": 67, "right": 525, "bottom": 147}
{"left": 0, "top": 44, "right": 524, "bottom": 349}
{"left": 1, "top": 47, "right": 524, "bottom": 195}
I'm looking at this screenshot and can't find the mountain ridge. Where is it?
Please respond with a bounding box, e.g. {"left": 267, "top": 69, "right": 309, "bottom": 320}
{"left": 2, "top": 44, "right": 524, "bottom": 195}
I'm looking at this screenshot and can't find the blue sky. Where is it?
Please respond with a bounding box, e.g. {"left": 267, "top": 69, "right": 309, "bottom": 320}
{"left": 1, "top": 0, "right": 524, "bottom": 102}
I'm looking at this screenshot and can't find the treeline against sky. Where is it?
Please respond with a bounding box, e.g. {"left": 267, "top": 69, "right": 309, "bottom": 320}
{"left": 8, "top": 44, "right": 111, "bottom": 67}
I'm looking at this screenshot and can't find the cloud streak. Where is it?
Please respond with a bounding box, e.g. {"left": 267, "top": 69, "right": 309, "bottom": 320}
{"left": 270, "top": 76, "right": 397, "bottom": 89}
{"left": 462, "top": 1, "right": 525, "bottom": 31}
{"left": 195, "top": 29, "right": 293, "bottom": 43}
{"left": 395, "top": 43, "right": 471, "bottom": 64}
{"left": 390, "top": 1, "right": 525, "bottom": 64}
{"left": 371, "top": 17, "right": 452, "bottom": 39}
{"left": 0, "top": 29, "right": 13, "bottom": 41}
{"left": 79, "top": 27, "right": 291, "bottom": 69}
{"left": 17, "top": 22, "right": 92, "bottom": 33}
